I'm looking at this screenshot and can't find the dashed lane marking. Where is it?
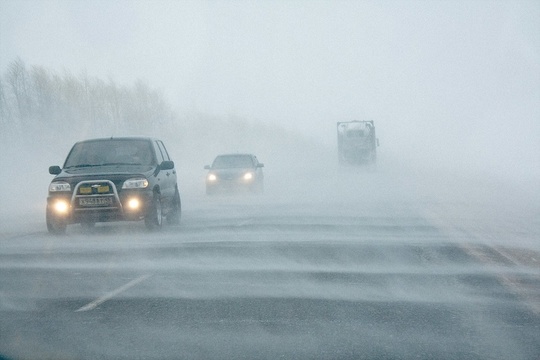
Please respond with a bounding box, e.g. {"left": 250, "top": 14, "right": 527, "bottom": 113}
{"left": 75, "top": 274, "right": 151, "bottom": 312}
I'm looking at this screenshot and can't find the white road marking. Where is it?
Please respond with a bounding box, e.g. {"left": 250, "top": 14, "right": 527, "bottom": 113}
{"left": 423, "top": 207, "right": 540, "bottom": 315}
{"left": 235, "top": 219, "right": 254, "bottom": 227}
{"left": 75, "top": 274, "right": 151, "bottom": 312}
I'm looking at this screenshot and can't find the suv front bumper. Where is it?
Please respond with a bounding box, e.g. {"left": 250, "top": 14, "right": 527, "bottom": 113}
{"left": 47, "top": 180, "right": 154, "bottom": 224}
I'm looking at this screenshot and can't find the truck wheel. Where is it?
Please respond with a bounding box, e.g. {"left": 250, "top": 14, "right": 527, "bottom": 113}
{"left": 166, "top": 187, "right": 181, "bottom": 225}
{"left": 46, "top": 209, "right": 67, "bottom": 234}
{"left": 145, "top": 194, "right": 163, "bottom": 230}
{"left": 80, "top": 221, "right": 96, "bottom": 230}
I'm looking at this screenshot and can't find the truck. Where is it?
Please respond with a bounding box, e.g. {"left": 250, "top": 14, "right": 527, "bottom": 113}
{"left": 337, "top": 120, "right": 379, "bottom": 166}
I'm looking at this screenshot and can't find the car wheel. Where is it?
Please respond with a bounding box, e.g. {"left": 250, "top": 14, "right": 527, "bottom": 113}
{"left": 46, "top": 208, "right": 67, "bottom": 234}
{"left": 252, "top": 179, "right": 264, "bottom": 194}
{"left": 80, "top": 221, "right": 96, "bottom": 230}
{"left": 166, "top": 187, "right": 181, "bottom": 225}
{"left": 145, "top": 194, "right": 163, "bottom": 230}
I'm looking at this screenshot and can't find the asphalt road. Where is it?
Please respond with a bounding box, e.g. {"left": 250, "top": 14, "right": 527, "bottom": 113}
{"left": 1, "top": 173, "right": 539, "bottom": 360}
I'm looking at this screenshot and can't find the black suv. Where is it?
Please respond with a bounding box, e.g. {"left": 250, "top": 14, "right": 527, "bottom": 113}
{"left": 46, "top": 137, "right": 181, "bottom": 233}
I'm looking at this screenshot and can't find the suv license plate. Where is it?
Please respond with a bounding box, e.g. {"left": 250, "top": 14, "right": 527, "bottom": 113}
{"left": 79, "top": 197, "right": 113, "bottom": 206}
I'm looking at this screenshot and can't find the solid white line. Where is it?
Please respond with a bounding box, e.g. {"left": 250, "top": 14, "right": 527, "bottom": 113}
{"left": 75, "top": 274, "right": 151, "bottom": 312}
{"left": 236, "top": 219, "right": 253, "bottom": 227}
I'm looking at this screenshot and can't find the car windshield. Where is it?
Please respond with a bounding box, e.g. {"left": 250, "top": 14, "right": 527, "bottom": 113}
{"left": 212, "top": 155, "right": 254, "bottom": 169}
{"left": 64, "top": 139, "right": 154, "bottom": 168}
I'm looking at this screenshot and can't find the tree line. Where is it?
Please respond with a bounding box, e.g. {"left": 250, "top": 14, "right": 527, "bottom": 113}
{"left": 0, "top": 58, "right": 325, "bottom": 171}
{"left": 0, "top": 58, "right": 177, "bottom": 141}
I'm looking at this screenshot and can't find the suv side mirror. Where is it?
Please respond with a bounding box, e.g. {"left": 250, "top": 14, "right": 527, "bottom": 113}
{"left": 257, "top": 163, "right": 264, "bottom": 168}
{"left": 49, "top": 166, "right": 62, "bottom": 175}
{"left": 160, "top": 160, "right": 174, "bottom": 170}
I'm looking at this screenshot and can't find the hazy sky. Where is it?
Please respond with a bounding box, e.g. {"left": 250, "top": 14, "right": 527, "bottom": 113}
{"left": 1, "top": 0, "right": 539, "bottom": 177}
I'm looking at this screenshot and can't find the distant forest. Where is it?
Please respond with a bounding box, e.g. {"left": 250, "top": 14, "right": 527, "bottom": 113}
{"left": 0, "top": 58, "right": 326, "bottom": 170}
{"left": 0, "top": 58, "right": 177, "bottom": 141}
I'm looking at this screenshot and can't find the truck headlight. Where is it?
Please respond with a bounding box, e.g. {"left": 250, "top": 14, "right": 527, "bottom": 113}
{"left": 122, "top": 178, "right": 149, "bottom": 189}
{"left": 49, "top": 182, "right": 71, "bottom": 192}
{"left": 207, "top": 174, "right": 217, "bottom": 182}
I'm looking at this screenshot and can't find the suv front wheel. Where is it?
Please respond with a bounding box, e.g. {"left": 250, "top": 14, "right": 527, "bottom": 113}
{"left": 166, "top": 187, "right": 181, "bottom": 225}
{"left": 46, "top": 209, "right": 67, "bottom": 234}
{"left": 145, "top": 194, "right": 163, "bottom": 230}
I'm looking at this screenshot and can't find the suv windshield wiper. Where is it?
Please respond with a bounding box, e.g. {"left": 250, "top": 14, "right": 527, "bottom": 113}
{"left": 101, "top": 162, "right": 142, "bottom": 166}
{"left": 67, "top": 162, "right": 145, "bottom": 168}
{"left": 66, "top": 164, "right": 101, "bottom": 168}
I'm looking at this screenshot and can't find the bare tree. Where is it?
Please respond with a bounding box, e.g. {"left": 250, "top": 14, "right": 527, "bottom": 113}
{"left": 0, "top": 77, "right": 11, "bottom": 134}
{"left": 30, "top": 66, "right": 54, "bottom": 127}
{"left": 1, "top": 58, "right": 181, "bottom": 139}
{"left": 6, "top": 58, "right": 32, "bottom": 127}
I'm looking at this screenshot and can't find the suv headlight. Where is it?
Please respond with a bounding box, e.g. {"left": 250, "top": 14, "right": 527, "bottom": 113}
{"left": 49, "top": 181, "right": 71, "bottom": 192}
{"left": 243, "top": 172, "right": 254, "bottom": 180}
{"left": 122, "top": 178, "right": 149, "bottom": 189}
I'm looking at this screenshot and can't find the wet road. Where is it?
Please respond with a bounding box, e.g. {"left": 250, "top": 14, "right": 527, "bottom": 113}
{"left": 1, "top": 185, "right": 540, "bottom": 360}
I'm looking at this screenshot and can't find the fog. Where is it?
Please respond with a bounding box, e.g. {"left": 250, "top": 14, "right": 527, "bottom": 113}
{"left": 1, "top": 1, "right": 539, "bottom": 168}
{"left": 0, "top": 1, "right": 539, "bottom": 222}
{"left": 1, "top": 5, "right": 540, "bottom": 358}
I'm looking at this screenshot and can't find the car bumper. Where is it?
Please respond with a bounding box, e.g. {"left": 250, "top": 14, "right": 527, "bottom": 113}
{"left": 206, "top": 180, "right": 261, "bottom": 194}
{"left": 47, "top": 189, "right": 154, "bottom": 224}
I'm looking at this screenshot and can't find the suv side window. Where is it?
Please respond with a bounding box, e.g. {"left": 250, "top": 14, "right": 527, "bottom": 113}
{"left": 156, "top": 141, "right": 170, "bottom": 161}
{"left": 153, "top": 141, "right": 165, "bottom": 164}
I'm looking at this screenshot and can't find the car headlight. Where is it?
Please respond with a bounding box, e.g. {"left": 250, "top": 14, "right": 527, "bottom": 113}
{"left": 122, "top": 178, "right": 149, "bottom": 189}
{"left": 52, "top": 199, "right": 70, "bottom": 214}
{"left": 207, "top": 174, "right": 217, "bottom": 182}
{"left": 126, "top": 198, "right": 141, "bottom": 210}
{"left": 243, "top": 172, "right": 254, "bottom": 181}
{"left": 49, "top": 181, "right": 71, "bottom": 192}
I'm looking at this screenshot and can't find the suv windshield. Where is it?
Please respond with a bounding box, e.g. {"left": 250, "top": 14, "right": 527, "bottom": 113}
{"left": 64, "top": 139, "right": 155, "bottom": 168}
{"left": 212, "top": 155, "right": 254, "bottom": 169}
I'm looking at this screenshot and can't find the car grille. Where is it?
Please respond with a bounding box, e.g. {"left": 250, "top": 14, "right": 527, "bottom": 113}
{"left": 77, "top": 182, "right": 113, "bottom": 195}
{"left": 72, "top": 180, "right": 121, "bottom": 211}
{"left": 221, "top": 174, "right": 238, "bottom": 181}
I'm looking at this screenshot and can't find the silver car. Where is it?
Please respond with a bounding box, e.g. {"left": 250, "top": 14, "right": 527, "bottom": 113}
{"left": 204, "top": 153, "right": 264, "bottom": 195}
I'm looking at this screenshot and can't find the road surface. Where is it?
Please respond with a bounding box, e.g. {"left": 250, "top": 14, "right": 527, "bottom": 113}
{"left": 1, "top": 170, "right": 539, "bottom": 360}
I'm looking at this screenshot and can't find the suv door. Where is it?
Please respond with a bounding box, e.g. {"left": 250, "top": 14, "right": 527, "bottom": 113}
{"left": 154, "top": 140, "right": 176, "bottom": 206}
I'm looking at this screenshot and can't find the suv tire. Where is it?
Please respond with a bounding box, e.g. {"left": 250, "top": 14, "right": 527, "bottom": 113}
{"left": 145, "top": 194, "right": 163, "bottom": 230}
{"left": 46, "top": 209, "right": 67, "bottom": 234}
{"left": 166, "top": 187, "right": 181, "bottom": 225}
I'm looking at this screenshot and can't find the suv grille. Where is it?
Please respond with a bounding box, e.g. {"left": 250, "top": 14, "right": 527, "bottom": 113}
{"left": 78, "top": 182, "right": 113, "bottom": 195}
{"left": 72, "top": 180, "right": 121, "bottom": 211}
